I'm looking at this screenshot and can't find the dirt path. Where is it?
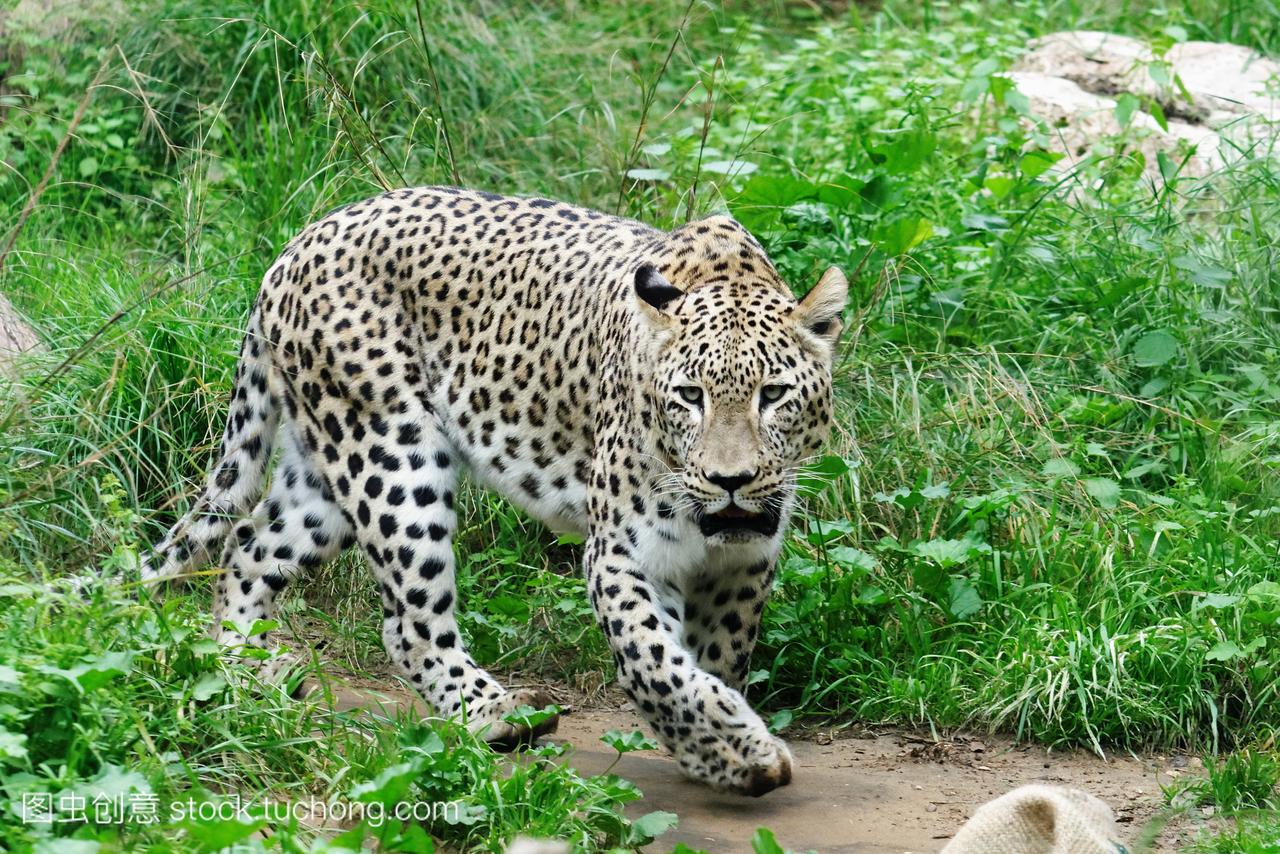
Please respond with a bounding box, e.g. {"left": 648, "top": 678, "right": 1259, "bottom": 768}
{"left": 326, "top": 679, "right": 1208, "bottom": 853}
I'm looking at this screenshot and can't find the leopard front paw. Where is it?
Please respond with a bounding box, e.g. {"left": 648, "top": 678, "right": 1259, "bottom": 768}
{"left": 738, "top": 734, "right": 793, "bottom": 797}
{"left": 676, "top": 729, "right": 793, "bottom": 797}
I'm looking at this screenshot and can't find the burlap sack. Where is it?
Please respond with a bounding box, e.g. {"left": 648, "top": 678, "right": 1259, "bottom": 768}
{"left": 942, "top": 784, "right": 1129, "bottom": 854}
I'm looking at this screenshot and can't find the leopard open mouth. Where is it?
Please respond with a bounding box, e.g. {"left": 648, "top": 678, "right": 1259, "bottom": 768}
{"left": 698, "top": 503, "right": 781, "bottom": 538}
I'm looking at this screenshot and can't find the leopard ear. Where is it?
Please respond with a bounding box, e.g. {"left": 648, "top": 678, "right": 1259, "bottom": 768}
{"left": 794, "top": 266, "right": 848, "bottom": 344}
{"left": 634, "top": 264, "right": 683, "bottom": 313}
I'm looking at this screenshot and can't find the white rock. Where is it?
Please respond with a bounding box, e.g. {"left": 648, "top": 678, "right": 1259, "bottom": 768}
{"left": 1007, "top": 30, "right": 1279, "bottom": 184}
{"left": 1015, "top": 30, "right": 1280, "bottom": 122}
{"left": 1014, "top": 31, "right": 1154, "bottom": 97}
{"left": 1167, "top": 40, "right": 1280, "bottom": 122}
{"left": 1006, "top": 71, "right": 1221, "bottom": 179}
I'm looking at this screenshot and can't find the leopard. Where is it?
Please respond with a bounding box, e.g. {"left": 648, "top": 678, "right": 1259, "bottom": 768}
{"left": 144, "top": 186, "right": 848, "bottom": 797}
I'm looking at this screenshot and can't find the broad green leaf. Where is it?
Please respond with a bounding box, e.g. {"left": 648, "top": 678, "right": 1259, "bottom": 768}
{"left": 626, "top": 168, "right": 670, "bottom": 181}
{"left": 1205, "top": 640, "right": 1242, "bottom": 662}
{"left": 1133, "top": 330, "right": 1178, "bottom": 367}
{"left": 814, "top": 179, "right": 862, "bottom": 209}
{"left": 1199, "top": 593, "right": 1241, "bottom": 610}
{"left": 191, "top": 673, "right": 226, "bottom": 701}
{"left": 921, "top": 483, "right": 951, "bottom": 500}
{"left": 987, "top": 72, "right": 1013, "bottom": 104}
{"left": 350, "top": 761, "right": 421, "bottom": 805}
{"left": 439, "top": 802, "right": 488, "bottom": 826}
{"left": 807, "top": 519, "right": 855, "bottom": 545}
{"left": 245, "top": 619, "right": 279, "bottom": 638}
{"left": 1246, "top": 581, "right": 1280, "bottom": 602}
{"left": 961, "top": 212, "right": 1008, "bottom": 232}
{"left": 796, "top": 454, "right": 853, "bottom": 496}
{"left": 874, "top": 481, "right": 947, "bottom": 509}
{"left": 34, "top": 842, "right": 99, "bottom": 854}
{"left": 984, "top": 176, "right": 1016, "bottom": 199}
{"left": 627, "top": 810, "right": 679, "bottom": 845}
{"left": 1083, "top": 477, "right": 1121, "bottom": 509}
{"left": 913, "top": 560, "right": 946, "bottom": 595}
{"left": 702, "top": 159, "right": 758, "bottom": 177}
{"left": 601, "top": 729, "right": 658, "bottom": 754}
{"left": 826, "top": 546, "right": 877, "bottom": 572}
{"left": 1041, "top": 458, "right": 1080, "bottom": 478}
{"left": 1125, "top": 460, "right": 1165, "bottom": 479}
{"left": 404, "top": 729, "right": 446, "bottom": 758}
{"left": 1149, "top": 99, "right": 1169, "bottom": 131}
{"left": 948, "top": 577, "right": 983, "bottom": 620}
{"left": 751, "top": 827, "right": 787, "bottom": 854}
{"left": 0, "top": 729, "right": 28, "bottom": 762}
{"left": 1139, "top": 377, "right": 1169, "bottom": 398}
{"left": 1172, "top": 255, "right": 1232, "bottom": 286}
{"left": 190, "top": 638, "right": 221, "bottom": 656}
{"left": 1148, "top": 61, "right": 1172, "bottom": 88}
{"left": 1005, "top": 88, "right": 1031, "bottom": 115}
{"left": 734, "top": 174, "right": 819, "bottom": 207}
{"left": 768, "top": 708, "right": 793, "bottom": 733}
{"left": 873, "top": 216, "right": 933, "bottom": 255}
{"left": 1114, "top": 92, "right": 1140, "bottom": 128}
{"left": 912, "top": 538, "right": 990, "bottom": 568}
{"left": 74, "top": 651, "right": 134, "bottom": 693}
{"left": 781, "top": 556, "right": 822, "bottom": 582}
{"left": 971, "top": 58, "right": 1001, "bottom": 78}
{"left": 872, "top": 125, "right": 936, "bottom": 175}
{"left": 730, "top": 174, "right": 821, "bottom": 232}
{"left": 327, "top": 825, "right": 372, "bottom": 852}
{"left": 1020, "top": 149, "right": 1064, "bottom": 178}
{"left": 487, "top": 594, "right": 530, "bottom": 619}
{"left": 858, "top": 584, "right": 889, "bottom": 606}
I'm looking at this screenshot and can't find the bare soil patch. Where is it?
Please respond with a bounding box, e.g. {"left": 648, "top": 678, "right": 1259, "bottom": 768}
{"left": 322, "top": 676, "right": 1211, "bottom": 852}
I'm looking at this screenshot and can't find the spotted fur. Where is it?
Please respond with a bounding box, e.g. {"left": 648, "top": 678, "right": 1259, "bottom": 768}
{"left": 145, "top": 186, "right": 847, "bottom": 795}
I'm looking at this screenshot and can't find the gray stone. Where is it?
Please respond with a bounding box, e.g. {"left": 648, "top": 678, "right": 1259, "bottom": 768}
{"left": 1007, "top": 30, "right": 1279, "bottom": 183}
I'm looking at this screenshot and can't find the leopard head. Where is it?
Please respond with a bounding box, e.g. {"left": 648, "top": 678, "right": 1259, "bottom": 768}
{"left": 634, "top": 216, "right": 848, "bottom": 546}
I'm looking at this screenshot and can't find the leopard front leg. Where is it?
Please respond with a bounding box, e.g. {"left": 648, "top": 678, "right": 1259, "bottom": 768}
{"left": 681, "top": 560, "right": 775, "bottom": 693}
{"left": 585, "top": 537, "right": 791, "bottom": 796}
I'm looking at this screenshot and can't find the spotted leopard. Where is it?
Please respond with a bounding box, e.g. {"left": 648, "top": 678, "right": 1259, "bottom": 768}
{"left": 145, "top": 186, "right": 848, "bottom": 796}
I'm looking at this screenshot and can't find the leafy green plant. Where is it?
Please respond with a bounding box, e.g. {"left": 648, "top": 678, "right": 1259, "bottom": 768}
{"left": 1169, "top": 750, "right": 1280, "bottom": 814}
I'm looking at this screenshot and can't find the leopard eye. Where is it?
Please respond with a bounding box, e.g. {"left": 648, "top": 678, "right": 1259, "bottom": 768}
{"left": 677, "top": 386, "right": 703, "bottom": 407}
{"left": 760, "top": 384, "right": 790, "bottom": 407}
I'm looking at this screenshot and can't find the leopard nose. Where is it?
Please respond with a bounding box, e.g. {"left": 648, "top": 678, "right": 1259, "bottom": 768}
{"left": 707, "top": 470, "right": 757, "bottom": 494}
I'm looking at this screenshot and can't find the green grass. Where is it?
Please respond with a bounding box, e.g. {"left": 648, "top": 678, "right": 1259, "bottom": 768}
{"left": 639, "top": 0, "right": 1280, "bottom": 755}
{"left": 1171, "top": 748, "right": 1280, "bottom": 851}
{"left": 0, "top": 480, "right": 677, "bottom": 851}
{"left": 2, "top": 0, "right": 1280, "bottom": 849}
